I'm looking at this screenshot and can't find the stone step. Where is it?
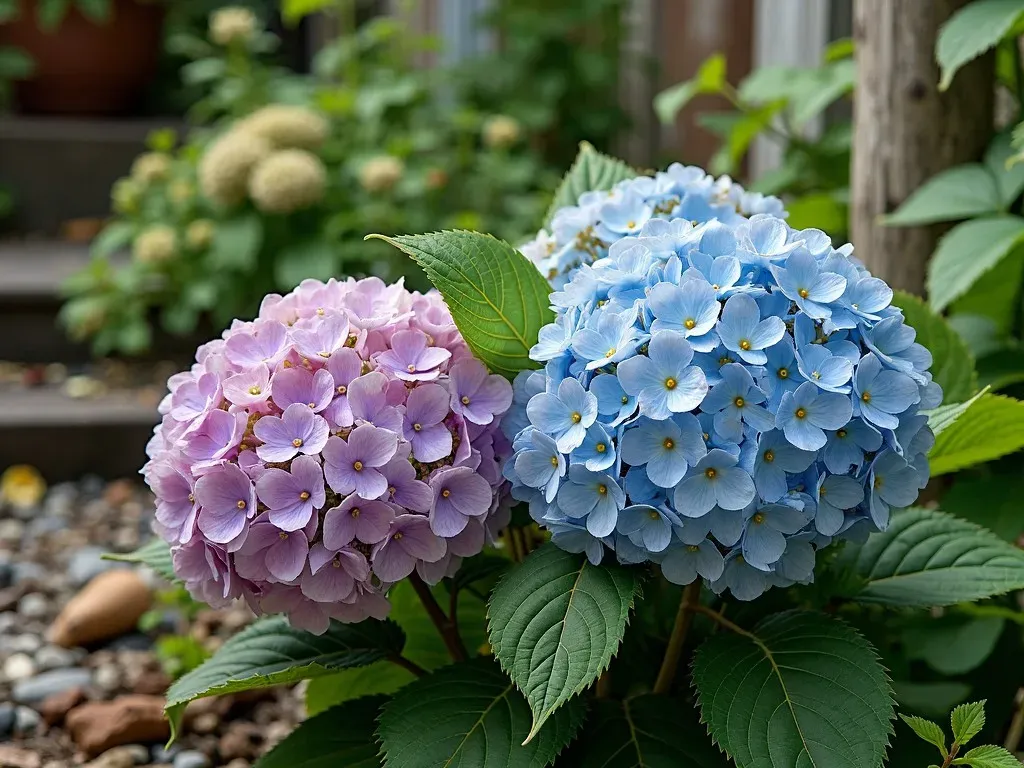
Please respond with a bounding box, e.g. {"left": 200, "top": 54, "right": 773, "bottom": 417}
{"left": 0, "top": 387, "right": 158, "bottom": 481}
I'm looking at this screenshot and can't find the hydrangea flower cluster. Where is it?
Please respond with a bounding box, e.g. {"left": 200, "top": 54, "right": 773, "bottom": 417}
{"left": 144, "top": 277, "right": 513, "bottom": 633}
{"left": 504, "top": 168, "right": 940, "bottom": 600}
{"left": 520, "top": 163, "right": 786, "bottom": 289}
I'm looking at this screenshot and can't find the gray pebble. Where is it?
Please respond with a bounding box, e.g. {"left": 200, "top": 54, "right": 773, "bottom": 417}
{"left": 80, "top": 474, "right": 105, "bottom": 498}
{"left": 0, "top": 555, "right": 13, "bottom": 589}
{"left": 12, "top": 562, "right": 45, "bottom": 584}
{"left": 12, "top": 667, "right": 92, "bottom": 703}
{"left": 105, "top": 633, "right": 154, "bottom": 652}
{"left": 12, "top": 503, "right": 41, "bottom": 521}
{"left": 67, "top": 546, "right": 125, "bottom": 587}
{"left": 94, "top": 662, "right": 121, "bottom": 693}
{"left": 173, "top": 750, "right": 212, "bottom": 768}
{"left": 27, "top": 516, "right": 67, "bottom": 536}
{"left": 3, "top": 653, "right": 36, "bottom": 681}
{"left": 122, "top": 744, "right": 150, "bottom": 764}
{"left": 0, "top": 519, "right": 24, "bottom": 544}
{"left": 0, "top": 702, "right": 14, "bottom": 740}
{"left": 150, "top": 744, "right": 180, "bottom": 763}
{"left": 18, "top": 592, "right": 49, "bottom": 619}
{"left": 13, "top": 705, "right": 40, "bottom": 736}
{"left": 0, "top": 634, "right": 41, "bottom": 654}
{"left": 0, "top": 613, "right": 20, "bottom": 634}
{"left": 35, "top": 645, "right": 79, "bottom": 671}
{"left": 44, "top": 483, "right": 77, "bottom": 518}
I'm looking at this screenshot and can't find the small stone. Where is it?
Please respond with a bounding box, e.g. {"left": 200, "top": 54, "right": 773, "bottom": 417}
{"left": 105, "top": 634, "right": 154, "bottom": 653}
{"left": 0, "top": 519, "right": 25, "bottom": 544}
{"left": 103, "top": 480, "right": 135, "bottom": 508}
{"left": 13, "top": 562, "right": 44, "bottom": 584}
{"left": 12, "top": 667, "right": 93, "bottom": 704}
{"left": 19, "top": 592, "right": 49, "bottom": 620}
{"left": 190, "top": 712, "right": 219, "bottom": 735}
{"left": 122, "top": 744, "right": 150, "bottom": 764}
{"left": 218, "top": 722, "right": 263, "bottom": 761}
{"left": 42, "top": 761, "right": 69, "bottom": 768}
{"left": 0, "top": 745, "right": 41, "bottom": 768}
{"left": 132, "top": 668, "right": 170, "bottom": 697}
{"left": 265, "top": 720, "right": 292, "bottom": 748}
{"left": 67, "top": 547, "right": 125, "bottom": 587}
{"left": 3, "top": 653, "right": 37, "bottom": 682}
{"left": 43, "top": 484, "right": 76, "bottom": 518}
{"left": 2, "top": 634, "right": 42, "bottom": 654}
{"left": 49, "top": 570, "right": 152, "bottom": 648}
{"left": 173, "top": 751, "right": 212, "bottom": 768}
{"left": 66, "top": 695, "right": 170, "bottom": 757}
{"left": 35, "top": 644, "right": 79, "bottom": 671}
{"left": 224, "top": 761, "right": 250, "bottom": 768}
{"left": 112, "top": 527, "right": 139, "bottom": 550}
{"left": 83, "top": 746, "right": 137, "bottom": 768}
{"left": 150, "top": 744, "right": 180, "bottom": 763}
{"left": 13, "top": 705, "right": 40, "bottom": 736}
{"left": 94, "top": 663, "right": 121, "bottom": 693}
{"left": 39, "top": 685, "right": 87, "bottom": 725}
{"left": 0, "top": 702, "right": 15, "bottom": 740}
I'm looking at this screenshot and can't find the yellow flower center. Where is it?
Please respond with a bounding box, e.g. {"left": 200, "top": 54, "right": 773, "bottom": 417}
{"left": 353, "top": 461, "right": 364, "bottom": 471}
{"left": 299, "top": 491, "right": 310, "bottom": 501}
{"left": 733, "top": 396, "right": 745, "bottom": 408}
{"left": 752, "top": 513, "right": 765, "bottom": 524}
{"left": 597, "top": 484, "right": 608, "bottom": 495}
{"left": 778, "top": 368, "right": 789, "bottom": 379}
{"left": 442, "top": 489, "right": 451, "bottom": 498}
{"left": 621, "top": 395, "right": 629, "bottom": 404}
{"left": 664, "top": 378, "right": 677, "bottom": 390}
{"left": 648, "top": 510, "right": 660, "bottom": 520}
{"left": 605, "top": 348, "right": 617, "bottom": 358}
{"left": 351, "top": 507, "right": 360, "bottom": 517}
{"left": 798, "top": 288, "right": 809, "bottom": 299}
{"left": 861, "top": 392, "right": 871, "bottom": 403}
{"left": 292, "top": 438, "right": 303, "bottom": 447}
{"left": 337, "top": 385, "right": 347, "bottom": 395}
{"left": 763, "top": 450, "right": 774, "bottom": 463}
{"left": 550, "top": 456, "right": 559, "bottom": 466}
{"left": 837, "top": 428, "right": 848, "bottom": 438}
{"left": 596, "top": 443, "right": 607, "bottom": 453}
{"left": 413, "top": 423, "right": 422, "bottom": 432}
{"left": 795, "top": 408, "right": 807, "bottom": 419}
{"left": 248, "top": 385, "right": 262, "bottom": 395}
{"left": 571, "top": 412, "right": 583, "bottom": 423}
{"left": 388, "top": 486, "right": 396, "bottom": 495}
{"left": 393, "top": 531, "right": 403, "bottom": 540}
{"left": 332, "top": 557, "right": 342, "bottom": 568}
{"left": 626, "top": 220, "right": 636, "bottom": 229}
{"left": 704, "top": 468, "right": 717, "bottom": 480}
{"left": 279, "top": 532, "right": 288, "bottom": 540}
{"left": 684, "top": 318, "right": 696, "bottom": 330}
{"left": 407, "top": 364, "right": 417, "bottom": 372}
{"left": 663, "top": 438, "right": 675, "bottom": 450}
{"left": 236, "top": 499, "right": 246, "bottom": 509}
{"left": 687, "top": 545, "right": 699, "bottom": 552}
{"left": 461, "top": 395, "right": 471, "bottom": 405}
{"left": 873, "top": 476, "right": 883, "bottom": 490}
{"left": 739, "top": 339, "right": 751, "bottom": 351}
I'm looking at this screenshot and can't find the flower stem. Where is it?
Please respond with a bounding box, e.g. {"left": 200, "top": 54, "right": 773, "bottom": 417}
{"left": 1005, "top": 688, "right": 1024, "bottom": 752}
{"left": 653, "top": 581, "right": 702, "bottom": 694}
{"left": 691, "top": 603, "right": 757, "bottom": 640}
{"left": 410, "top": 571, "right": 468, "bottom": 662}
{"left": 389, "top": 654, "right": 428, "bottom": 678}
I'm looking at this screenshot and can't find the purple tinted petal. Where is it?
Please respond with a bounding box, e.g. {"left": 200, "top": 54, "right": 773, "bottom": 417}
{"left": 348, "top": 372, "right": 389, "bottom": 421}
{"left": 406, "top": 383, "right": 450, "bottom": 426}
{"left": 411, "top": 424, "right": 453, "bottom": 463}
{"left": 300, "top": 561, "right": 355, "bottom": 602}
{"left": 266, "top": 531, "right": 308, "bottom": 582}
{"left": 322, "top": 504, "right": 356, "bottom": 549}
{"left": 371, "top": 538, "right": 415, "bottom": 582}
{"left": 394, "top": 515, "right": 447, "bottom": 562}
{"left": 348, "top": 424, "right": 399, "bottom": 468}
{"left": 430, "top": 500, "right": 470, "bottom": 537}
{"left": 353, "top": 467, "right": 388, "bottom": 500}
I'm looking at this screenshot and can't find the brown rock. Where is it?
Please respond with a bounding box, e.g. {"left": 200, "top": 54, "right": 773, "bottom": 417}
{"left": 132, "top": 669, "right": 171, "bottom": 696}
{"left": 65, "top": 694, "right": 169, "bottom": 757}
{"left": 39, "top": 685, "right": 87, "bottom": 725}
{"left": 82, "top": 746, "right": 138, "bottom": 768}
{"left": 48, "top": 571, "right": 152, "bottom": 648}
{"left": 225, "top": 761, "right": 251, "bottom": 768}
{"left": 102, "top": 480, "right": 135, "bottom": 508}
{"left": 0, "top": 745, "right": 42, "bottom": 768}
{"left": 218, "top": 722, "right": 264, "bottom": 761}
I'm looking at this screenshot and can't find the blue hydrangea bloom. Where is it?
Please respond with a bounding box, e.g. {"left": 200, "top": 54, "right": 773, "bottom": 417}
{"left": 506, "top": 163, "right": 939, "bottom": 601}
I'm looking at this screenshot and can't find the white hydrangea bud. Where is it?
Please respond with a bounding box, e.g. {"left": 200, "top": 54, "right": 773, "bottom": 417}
{"left": 236, "top": 105, "right": 329, "bottom": 151}
{"left": 133, "top": 225, "right": 177, "bottom": 264}
{"left": 483, "top": 115, "right": 521, "bottom": 149}
{"left": 358, "top": 155, "right": 403, "bottom": 193}
{"left": 199, "top": 130, "right": 271, "bottom": 207}
{"left": 185, "top": 219, "right": 216, "bottom": 250}
{"left": 209, "top": 6, "right": 257, "bottom": 46}
{"left": 248, "top": 149, "right": 327, "bottom": 214}
{"left": 130, "top": 152, "right": 171, "bottom": 185}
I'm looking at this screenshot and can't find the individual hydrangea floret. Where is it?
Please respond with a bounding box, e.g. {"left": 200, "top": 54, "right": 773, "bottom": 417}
{"left": 504, "top": 163, "right": 940, "bottom": 601}
{"left": 145, "top": 277, "right": 513, "bottom": 633}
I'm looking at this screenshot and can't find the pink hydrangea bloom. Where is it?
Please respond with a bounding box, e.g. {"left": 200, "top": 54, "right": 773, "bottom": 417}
{"left": 144, "top": 277, "right": 512, "bottom": 634}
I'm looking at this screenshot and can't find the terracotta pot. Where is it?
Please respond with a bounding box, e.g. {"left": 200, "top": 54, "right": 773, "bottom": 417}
{"left": 0, "top": 0, "right": 164, "bottom": 115}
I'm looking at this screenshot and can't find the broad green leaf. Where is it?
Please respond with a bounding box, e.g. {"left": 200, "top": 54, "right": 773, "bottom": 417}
{"left": 951, "top": 700, "right": 987, "bottom": 746}
{"left": 257, "top": 695, "right": 384, "bottom": 768}
{"left": 953, "top": 744, "right": 1021, "bottom": 767}
{"left": 36, "top": 0, "right": 70, "bottom": 31}
{"left": 377, "top": 658, "right": 585, "bottom": 768}
{"left": 281, "top": 0, "right": 339, "bottom": 25}
{"left": 76, "top": 0, "right": 111, "bottom": 23}
{"left": 984, "top": 131, "right": 1024, "bottom": 206}
{"left": 102, "top": 538, "right": 176, "bottom": 582}
{"left": 782, "top": 192, "right": 847, "bottom": 236}
{"left": 951, "top": 246, "right": 1024, "bottom": 334}
{"left": 653, "top": 54, "right": 725, "bottom": 125}
{"left": 546, "top": 141, "right": 637, "bottom": 224}
{"left": 208, "top": 212, "right": 263, "bottom": 271}
{"left": 369, "top": 231, "right": 554, "bottom": 379}
{"left": 274, "top": 239, "right": 338, "bottom": 290}
{"left": 165, "top": 616, "right": 403, "bottom": 736}
{"left": 899, "top": 715, "right": 948, "bottom": 758}
{"left": 91, "top": 221, "right": 136, "bottom": 258}
{"left": 882, "top": 165, "right": 1000, "bottom": 226}
{"left": 929, "top": 393, "right": 1024, "bottom": 474}
{"left": 488, "top": 543, "right": 641, "bottom": 742}
{"left": 937, "top": 0, "right": 1024, "bottom": 90}
{"left": 839, "top": 507, "right": 1024, "bottom": 606}
{"left": 692, "top": 611, "right": 894, "bottom": 768}
{"left": 924, "top": 388, "right": 988, "bottom": 437}
{"left": 789, "top": 59, "right": 855, "bottom": 126}
{"left": 977, "top": 346, "right": 1024, "bottom": 390}
{"left": 560, "top": 695, "right": 730, "bottom": 768}
{"left": 0, "top": 47, "right": 33, "bottom": 79}
{"left": 305, "top": 579, "right": 488, "bottom": 713}
{"left": 825, "top": 37, "right": 855, "bottom": 62}
{"left": 904, "top": 616, "right": 1004, "bottom": 675}
{"left": 893, "top": 291, "right": 978, "bottom": 403}
{"left": 709, "top": 101, "right": 782, "bottom": 175}
{"left": 927, "top": 215, "right": 1024, "bottom": 312}
{"left": 944, "top": 474, "right": 1024, "bottom": 541}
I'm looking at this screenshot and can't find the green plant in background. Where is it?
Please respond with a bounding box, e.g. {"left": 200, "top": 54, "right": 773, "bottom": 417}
{"left": 654, "top": 40, "right": 854, "bottom": 239}
{"left": 902, "top": 700, "right": 1021, "bottom": 768}
{"left": 61, "top": 3, "right": 560, "bottom": 355}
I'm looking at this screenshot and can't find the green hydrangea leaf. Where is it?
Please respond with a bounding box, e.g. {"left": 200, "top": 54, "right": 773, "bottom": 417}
{"left": 488, "top": 543, "right": 641, "bottom": 742}
{"left": 883, "top": 165, "right": 1001, "bottom": 226}
{"left": 165, "top": 616, "right": 404, "bottom": 738}
{"left": 102, "top": 538, "right": 177, "bottom": 583}
{"left": 937, "top": 0, "right": 1024, "bottom": 90}
{"left": 368, "top": 230, "right": 554, "bottom": 379}
{"left": 951, "top": 700, "right": 987, "bottom": 746}
{"left": 892, "top": 291, "right": 978, "bottom": 403}
{"left": 546, "top": 141, "right": 638, "bottom": 225}
{"left": 927, "top": 215, "right": 1024, "bottom": 312}
{"left": 560, "top": 694, "right": 730, "bottom": 768}
{"left": 691, "top": 610, "right": 894, "bottom": 768}
{"left": 377, "top": 658, "right": 585, "bottom": 768}
{"left": 928, "top": 392, "right": 1024, "bottom": 474}
{"left": 838, "top": 507, "right": 1024, "bottom": 606}
{"left": 654, "top": 54, "right": 726, "bottom": 125}
{"left": 899, "top": 714, "right": 948, "bottom": 758}
{"left": 255, "top": 695, "right": 386, "bottom": 768}
{"left": 952, "top": 743, "right": 1021, "bottom": 767}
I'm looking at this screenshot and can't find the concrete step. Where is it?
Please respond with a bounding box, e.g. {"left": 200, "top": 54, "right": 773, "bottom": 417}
{"left": 0, "top": 386, "right": 159, "bottom": 481}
